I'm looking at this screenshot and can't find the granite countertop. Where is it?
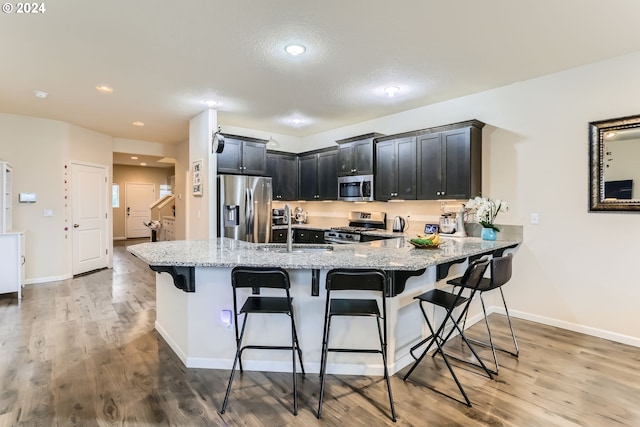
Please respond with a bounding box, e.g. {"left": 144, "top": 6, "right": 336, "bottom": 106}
{"left": 128, "top": 236, "right": 520, "bottom": 271}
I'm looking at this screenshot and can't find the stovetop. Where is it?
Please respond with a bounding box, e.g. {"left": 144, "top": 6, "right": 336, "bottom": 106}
{"left": 330, "top": 226, "right": 381, "bottom": 233}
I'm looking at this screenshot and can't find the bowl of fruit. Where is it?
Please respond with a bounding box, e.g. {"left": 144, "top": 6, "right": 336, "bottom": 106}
{"left": 409, "top": 233, "right": 441, "bottom": 249}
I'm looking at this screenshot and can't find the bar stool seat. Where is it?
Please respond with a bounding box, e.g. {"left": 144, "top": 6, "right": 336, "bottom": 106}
{"left": 403, "top": 257, "right": 492, "bottom": 407}
{"left": 317, "top": 268, "right": 397, "bottom": 422}
{"left": 220, "top": 266, "right": 305, "bottom": 416}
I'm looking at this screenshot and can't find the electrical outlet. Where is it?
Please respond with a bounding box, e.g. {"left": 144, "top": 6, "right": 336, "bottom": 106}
{"left": 530, "top": 213, "right": 539, "bottom": 225}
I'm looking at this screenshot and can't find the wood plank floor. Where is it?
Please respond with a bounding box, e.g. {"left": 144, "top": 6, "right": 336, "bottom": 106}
{"left": 1, "top": 239, "right": 639, "bottom": 426}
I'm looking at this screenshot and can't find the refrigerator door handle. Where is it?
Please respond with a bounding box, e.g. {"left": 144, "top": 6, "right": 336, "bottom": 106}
{"left": 246, "top": 188, "right": 254, "bottom": 241}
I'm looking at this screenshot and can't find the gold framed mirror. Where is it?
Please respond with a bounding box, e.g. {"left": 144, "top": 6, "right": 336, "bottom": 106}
{"left": 589, "top": 114, "right": 640, "bottom": 211}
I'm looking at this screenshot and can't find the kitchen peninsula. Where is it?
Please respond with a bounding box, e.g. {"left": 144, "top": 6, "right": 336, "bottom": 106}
{"left": 128, "top": 235, "right": 520, "bottom": 375}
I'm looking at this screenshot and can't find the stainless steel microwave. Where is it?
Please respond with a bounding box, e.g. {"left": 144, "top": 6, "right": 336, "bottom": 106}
{"left": 337, "top": 174, "right": 374, "bottom": 202}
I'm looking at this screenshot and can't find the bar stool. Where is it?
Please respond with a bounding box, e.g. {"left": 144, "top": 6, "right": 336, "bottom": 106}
{"left": 453, "top": 253, "right": 519, "bottom": 373}
{"left": 402, "top": 257, "right": 492, "bottom": 407}
{"left": 317, "top": 269, "right": 396, "bottom": 422}
{"left": 220, "top": 266, "right": 305, "bottom": 415}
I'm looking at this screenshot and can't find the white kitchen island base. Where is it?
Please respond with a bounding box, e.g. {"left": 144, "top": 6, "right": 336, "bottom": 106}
{"left": 153, "top": 263, "right": 484, "bottom": 376}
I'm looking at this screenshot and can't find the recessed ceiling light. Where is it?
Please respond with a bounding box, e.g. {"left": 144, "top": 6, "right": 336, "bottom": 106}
{"left": 131, "top": 156, "right": 138, "bottom": 160}
{"left": 140, "top": 163, "right": 147, "bottom": 166}
{"left": 285, "top": 44, "right": 306, "bottom": 56}
{"left": 384, "top": 86, "right": 400, "bottom": 97}
{"left": 290, "top": 118, "right": 304, "bottom": 125}
{"left": 33, "top": 90, "right": 48, "bottom": 99}
{"left": 132, "top": 121, "right": 144, "bottom": 127}
{"left": 96, "top": 85, "right": 114, "bottom": 93}
{"left": 203, "top": 99, "right": 220, "bottom": 107}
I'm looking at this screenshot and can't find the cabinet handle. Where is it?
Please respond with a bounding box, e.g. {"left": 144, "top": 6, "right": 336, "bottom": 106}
{"left": 73, "top": 224, "right": 80, "bottom": 228}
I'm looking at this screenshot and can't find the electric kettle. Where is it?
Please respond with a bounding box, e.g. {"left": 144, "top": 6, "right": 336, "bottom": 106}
{"left": 392, "top": 216, "right": 406, "bottom": 232}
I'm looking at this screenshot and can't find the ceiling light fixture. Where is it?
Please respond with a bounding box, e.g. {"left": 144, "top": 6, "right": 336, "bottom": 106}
{"left": 203, "top": 99, "right": 220, "bottom": 107}
{"left": 384, "top": 86, "right": 400, "bottom": 97}
{"left": 96, "top": 84, "right": 114, "bottom": 93}
{"left": 33, "top": 90, "right": 48, "bottom": 99}
{"left": 285, "top": 44, "right": 306, "bottom": 56}
{"left": 132, "top": 121, "right": 144, "bottom": 127}
{"left": 290, "top": 118, "right": 304, "bottom": 125}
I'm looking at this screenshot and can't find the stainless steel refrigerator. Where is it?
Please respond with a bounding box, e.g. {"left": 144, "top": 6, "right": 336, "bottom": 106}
{"left": 218, "top": 174, "right": 272, "bottom": 243}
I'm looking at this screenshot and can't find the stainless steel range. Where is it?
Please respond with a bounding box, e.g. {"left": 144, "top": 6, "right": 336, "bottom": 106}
{"left": 324, "top": 211, "right": 387, "bottom": 244}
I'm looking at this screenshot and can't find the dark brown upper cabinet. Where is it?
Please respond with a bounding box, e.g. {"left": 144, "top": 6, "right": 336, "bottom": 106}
{"left": 416, "top": 120, "right": 484, "bottom": 200}
{"left": 217, "top": 134, "right": 267, "bottom": 175}
{"left": 266, "top": 151, "right": 298, "bottom": 201}
{"left": 375, "top": 136, "right": 417, "bottom": 201}
{"left": 336, "top": 133, "right": 384, "bottom": 176}
{"left": 298, "top": 147, "right": 338, "bottom": 201}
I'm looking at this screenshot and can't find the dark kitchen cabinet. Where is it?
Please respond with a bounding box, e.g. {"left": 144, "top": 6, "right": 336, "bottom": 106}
{"left": 298, "top": 148, "right": 337, "bottom": 201}
{"left": 336, "top": 133, "right": 383, "bottom": 176}
{"left": 294, "top": 229, "right": 324, "bottom": 243}
{"left": 217, "top": 134, "right": 267, "bottom": 175}
{"left": 266, "top": 151, "right": 298, "bottom": 200}
{"left": 375, "top": 136, "right": 417, "bottom": 201}
{"left": 416, "top": 122, "right": 483, "bottom": 200}
{"left": 271, "top": 229, "right": 288, "bottom": 243}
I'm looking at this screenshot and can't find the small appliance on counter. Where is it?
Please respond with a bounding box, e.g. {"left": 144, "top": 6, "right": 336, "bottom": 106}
{"left": 392, "top": 216, "right": 406, "bottom": 232}
{"left": 272, "top": 208, "right": 287, "bottom": 226}
{"left": 294, "top": 206, "right": 308, "bottom": 224}
{"left": 439, "top": 206, "right": 467, "bottom": 237}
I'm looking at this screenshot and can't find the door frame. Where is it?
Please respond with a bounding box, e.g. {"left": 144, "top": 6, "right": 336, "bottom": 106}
{"left": 70, "top": 161, "right": 112, "bottom": 274}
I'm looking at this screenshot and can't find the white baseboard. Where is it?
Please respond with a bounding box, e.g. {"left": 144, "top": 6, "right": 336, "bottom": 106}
{"left": 155, "top": 321, "right": 188, "bottom": 365}
{"left": 24, "top": 274, "right": 72, "bottom": 285}
{"left": 495, "top": 307, "right": 640, "bottom": 348}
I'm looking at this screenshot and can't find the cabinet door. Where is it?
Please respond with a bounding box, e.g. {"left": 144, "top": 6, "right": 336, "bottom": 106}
{"left": 337, "top": 143, "right": 355, "bottom": 176}
{"left": 416, "top": 133, "right": 443, "bottom": 199}
{"left": 0, "top": 234, "right": 20, "bottom": 295}
{"left": 317, "top": 150, "right": 337, "bottom": 200}
{"left": 396, "top": 136, "right": 417, "bottom": 199}
{"left": 217, "top": 137, "right": 243, "bottom": 173}
{"left": 265, "top": 153, "right": 279, "bottom": 196}
{"left": 309, "top": 230, "right": 324, "bottom": 243}
{"left": 354, "top": 139, "right": 374, "bottom": 175}
{"left": 279, "top": 155, "right": 298, "bottom": 200}
{"left": 294, "top": 229, "right": 310, "bottom": 243}
{"left": 272, "top": 229, "right": 288, "bottom": 243}
{"left": 442, "top": 128, "right": 471, "bottom": 199}
{"left": 242, "top": 141, "right": 267, "bottom": 175}
{"left": 298, "top": 154, "right": 318, "bottom": 200}
{"left": 375, "top": 140, "right": 396, "bottom": 201}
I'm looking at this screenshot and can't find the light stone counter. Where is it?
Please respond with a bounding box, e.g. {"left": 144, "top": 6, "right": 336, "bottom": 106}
{"left": 128, "top": 236, "right": 520, "bottom": 271}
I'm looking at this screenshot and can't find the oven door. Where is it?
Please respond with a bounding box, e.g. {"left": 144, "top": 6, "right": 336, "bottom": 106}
{"left": 338, "top": 175, "right": 374, "bottom": 201}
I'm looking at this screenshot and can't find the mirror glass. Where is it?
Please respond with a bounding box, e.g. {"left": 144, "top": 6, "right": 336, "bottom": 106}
{"left": 589, "top": 114, "right": 640, "bottom": 211}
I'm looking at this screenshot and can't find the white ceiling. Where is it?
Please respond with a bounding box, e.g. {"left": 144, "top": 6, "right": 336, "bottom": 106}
{"left": 2, "top": 0, "right": 640, "bottom": 146}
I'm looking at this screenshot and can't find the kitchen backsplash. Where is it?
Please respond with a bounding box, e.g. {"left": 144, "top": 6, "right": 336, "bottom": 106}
{"left": 272, "top": 199, "right": 467, "bottom": 231}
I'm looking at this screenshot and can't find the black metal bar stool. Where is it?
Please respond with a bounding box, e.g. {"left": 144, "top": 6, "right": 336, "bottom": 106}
{"left": 317, "top": 269, "right": 396, "bottom": 422}
{"left": 220, "top": 266, "right": 305, "bottom": 415}
{"left": 402, "top": 257, "right": 492, "bottom": 407}
{"left": 455, "top": 253, "right": 519, "bottom": 373}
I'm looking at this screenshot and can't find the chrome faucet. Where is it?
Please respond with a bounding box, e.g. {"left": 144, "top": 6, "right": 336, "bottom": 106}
{"left": 284, "top": 203, "right": 293, "bottom": 252}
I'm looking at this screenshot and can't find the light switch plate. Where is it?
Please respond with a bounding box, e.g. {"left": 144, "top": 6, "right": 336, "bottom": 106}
{"left": 530, "top": 213, "right": 539, "bottom": 224}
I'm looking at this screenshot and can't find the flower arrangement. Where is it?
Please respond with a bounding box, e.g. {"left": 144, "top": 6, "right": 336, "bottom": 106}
{"left": 465, "top": 197, "right": 509, "bottom": 231}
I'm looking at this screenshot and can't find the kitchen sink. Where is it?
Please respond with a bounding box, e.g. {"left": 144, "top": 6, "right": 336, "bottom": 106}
{"left": 255, "top": 245, "right": 334, "bottom": 254}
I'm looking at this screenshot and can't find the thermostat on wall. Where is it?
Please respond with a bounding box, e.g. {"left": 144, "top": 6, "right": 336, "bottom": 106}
{"left": 19, "top": 193, "right": 37, "bottom": 203}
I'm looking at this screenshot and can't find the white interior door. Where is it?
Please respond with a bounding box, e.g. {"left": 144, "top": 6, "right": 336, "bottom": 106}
{"left": 125, "top": 182, "right": 155, "bottom": 238}
{"left": 72, "top": 163, "right": 108, "bottom": 275}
